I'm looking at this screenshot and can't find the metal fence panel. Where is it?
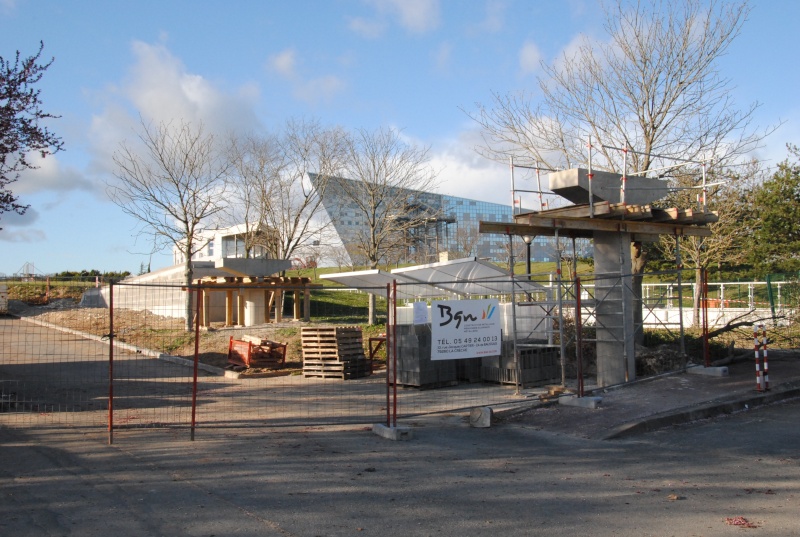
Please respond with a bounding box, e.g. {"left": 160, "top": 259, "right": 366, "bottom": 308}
{"left": 0, "top": 279, "right": 109, "bottom": 428}
{"left": 6, "top": 273, "right": 795, "bottom": 437}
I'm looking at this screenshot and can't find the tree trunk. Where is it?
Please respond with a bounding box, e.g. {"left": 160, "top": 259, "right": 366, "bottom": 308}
{"left": 368, "top": 293, "right": 376, "bottom": 325}
{"left": 368, "top": 260, "right": 378, "bottom": 325}
{"left": 631, "top": 242, "right": 647, "bottom": 345}
{"left": 184, "top": 246, "right": 194, "bottom": 332}
{"left": 692, "top": 266, "right": 703, "bottom": 328}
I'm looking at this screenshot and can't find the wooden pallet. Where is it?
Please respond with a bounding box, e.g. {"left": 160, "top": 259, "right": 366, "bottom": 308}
{"left": 301, "top": 326, "right": 372, "bottom": 379}
{"left": 303, "top": 359, "right": 371, "bottom": 379}
{"left": 300, "top": 327, "right": 367, "bottom": 360}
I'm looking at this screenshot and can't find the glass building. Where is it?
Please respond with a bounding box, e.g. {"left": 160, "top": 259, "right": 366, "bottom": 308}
{"left": 312, "top": 174, "right": 558, "bottom": 266}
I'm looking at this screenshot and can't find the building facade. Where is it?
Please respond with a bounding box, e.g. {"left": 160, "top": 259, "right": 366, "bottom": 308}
{"left": 311, "top": 175, "right": 558, "bottom": 266}
{"left": 172, "top": 223, "right": 272, "bottom": 265}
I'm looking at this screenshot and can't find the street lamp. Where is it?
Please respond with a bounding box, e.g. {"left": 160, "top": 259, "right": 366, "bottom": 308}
{"left": 522, "top": 235, "right": 533, "bottom": 280}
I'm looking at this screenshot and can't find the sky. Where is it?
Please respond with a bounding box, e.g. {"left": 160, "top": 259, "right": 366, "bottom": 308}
{"left": 1, "top": 0, "right": 798, "bottom": 276}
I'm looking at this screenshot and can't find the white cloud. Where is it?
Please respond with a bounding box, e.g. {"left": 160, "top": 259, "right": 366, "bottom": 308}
{"left": 0, "top": 227, "right": 46, "bottom": 243}
{"left": 0, "top": 206, "right": 46, "bottom": 243}
{"left": 122, "top": 41, "right": 259, "bottom": 132}
{"left": 347, "top": 16, "right": 385, "bottom": 39}
{"left": 467, "top": 0, "right": 506, "bottom": 35}
{"left": 86, "top": 39, "right": 261, "bottom": 180}
{"left": 433, "top": 41, "right": 453, "bottom": 73}
{"left": 87, "top": 103, "right": 138, "bottom": 178}
{"left": 429, "top": 126, "right": 510, "bottom": 206}
{"left": 268, "top": 48, "right": 298, "bottom": 79}
{"left": 391, "top": 0, "right": 440, "bottom": 33}
{"left": 13, "top": 153, "right": 96, "bottom": 195}
{"left": 267, "top": 48, "right": 346, "bottom": 106}
{"left": 364, "top": 0, "right": 441, "bottom": 34}
{"left": 294, "top": 75, "right": 347, "bottom": 105}
{"left": 519, "top": 40, "right": 542, "bottom": 76}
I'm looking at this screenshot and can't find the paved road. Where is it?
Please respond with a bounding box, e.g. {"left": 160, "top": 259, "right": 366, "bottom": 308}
{"left": 2, "top": 397, "right": 798, "bottom": 537}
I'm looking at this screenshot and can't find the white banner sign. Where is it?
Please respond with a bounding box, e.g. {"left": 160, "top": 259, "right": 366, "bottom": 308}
{"left": 430, "top": 299, "right": 501, "bottom": 360}
{"left": 413, "top": 301, "right": 429, "bottom": 325}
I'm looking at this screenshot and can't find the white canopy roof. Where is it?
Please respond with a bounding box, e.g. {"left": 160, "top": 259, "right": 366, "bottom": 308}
{"left": 321, "top": 257, "right": 545, "bottom": 300}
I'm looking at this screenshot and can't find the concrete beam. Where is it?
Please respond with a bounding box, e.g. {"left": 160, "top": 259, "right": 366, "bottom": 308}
{"left": 549, "top": 168, "right": 669, "bottom": 206}
{"left": 480, "top": 218, "right": 712, "bottom": 239}
{"left": 215, "top": 258, "right": 292, "bottom": 278}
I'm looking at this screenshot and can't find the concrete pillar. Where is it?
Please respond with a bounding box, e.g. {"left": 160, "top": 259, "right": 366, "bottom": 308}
{"left": 237, "top": 289, "right": 245, "bottom": 326}
{"left": 274, "top": 289, "right": 283, "bottom": 323}
{"left": 593, "top": 230, "right": 635, "bottom": 386}
{"left": 243, "top": 289, "right": 267, "bottom": 327}
{"left": 201, "top": 289, "right": 210, "bottom": 327}
{"left": 293, "top": 290, "right": 301, "bottom": 320}
{"left": 225, "top": 289, "right": 234, "bottom": 327}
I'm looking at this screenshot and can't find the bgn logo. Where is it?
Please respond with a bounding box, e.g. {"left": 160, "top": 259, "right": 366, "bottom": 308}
{"left": 436, "top": 304, "right": 477, "bottom": 329}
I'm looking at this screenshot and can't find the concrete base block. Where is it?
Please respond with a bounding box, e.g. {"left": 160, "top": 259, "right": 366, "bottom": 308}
{"left": 687, "top": 365, "right": 729, "bottom": 377}
{"left": 372, "top": 423, "right": 413, "bottom": 441}
{"left": 559, "top": 395, "right": 603, "bottom": 409}
{"left": 469, "top": 407, "right": 493, "bottom": 428}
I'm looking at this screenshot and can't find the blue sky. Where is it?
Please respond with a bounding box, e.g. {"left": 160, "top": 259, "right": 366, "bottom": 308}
{"left": 1, "top": 0, "right": 798, "bottom": 276}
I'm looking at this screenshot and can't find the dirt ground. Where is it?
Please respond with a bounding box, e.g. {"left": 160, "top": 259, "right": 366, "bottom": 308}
{"left": 8, "top": 299, "right": 319, "bottom": 374}
{"left": 8, "top": 297, "right": 773, "bottom": 380}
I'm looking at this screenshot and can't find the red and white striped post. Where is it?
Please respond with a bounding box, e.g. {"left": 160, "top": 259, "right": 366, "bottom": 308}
{"left": 760, "top": 324, "right": 769, "bottom": 391}
{"left": 753, "top": 324, "right": 770, "bottom": 392}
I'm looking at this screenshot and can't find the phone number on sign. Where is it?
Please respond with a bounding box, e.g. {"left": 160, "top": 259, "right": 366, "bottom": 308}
{"left": 449, "top": 336, "right": 498, "bottom": 345}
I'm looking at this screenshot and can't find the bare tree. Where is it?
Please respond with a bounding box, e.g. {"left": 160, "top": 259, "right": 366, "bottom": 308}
{"left": 274, "top": 119, "right": 347, "bottom": 262}
{"left": 658, "top": 162, "right": 762, "bottom": 324}
{"left": 469, "top": 0, "right": 773, "bottom": 342}
{"left": 228, "top": 119, "right": 346, "bottom": 267}
{"left": 108, "top": 119, "right": 229, "bottom": 330}
{"left": 450, "top": 223, "right": 480, "bottom": 259}
{"left": 334, "top": 126, "right": 440, "bottom": 323}
{"left": 226, "top": 132, "right": 284, "bottom": 258}
{"left": 470, "top": 0, "right": 767, "bottom": 173}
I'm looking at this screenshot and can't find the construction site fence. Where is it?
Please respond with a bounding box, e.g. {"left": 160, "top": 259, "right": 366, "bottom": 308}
{"left": 1, "top": 273, "right": 797, "bottom": 441}
{"left": 0, "top": 279, "right": 552, "bottom": 440}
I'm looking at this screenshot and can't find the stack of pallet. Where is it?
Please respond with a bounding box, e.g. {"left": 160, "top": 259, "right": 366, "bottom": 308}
{"left": 301, "top": 326, "right": 371, "bottom": 379}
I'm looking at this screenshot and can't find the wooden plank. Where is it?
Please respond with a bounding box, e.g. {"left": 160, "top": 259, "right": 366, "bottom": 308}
{"left": 303, "top": 359, "right": 371, "bottom": 379}
{"left": 484, "top": 216, "right": 712, "bottom": 238}
{"left": 522, "top": 201, "right": 612, "bottom": 219}
{"left": 650, "top": 207, "right": 719, "bottom": 224}
{"left": 601, "top": 203, "right": 653, "bottom": 220}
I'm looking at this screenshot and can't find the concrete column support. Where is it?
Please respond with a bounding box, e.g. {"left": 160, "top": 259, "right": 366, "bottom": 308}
{"left": 593, "top": 230, "right": 635, "bottom": 387}
{"left": 225, "top": 289, "right": 234, "bottom": 327}
{"left": 293, "top": 290, "right": 301, "bottom": 320}
{"left": 201, "top": 289, "right": 210, "bottom": 327}
{"left": 243, "top": 289, "right": 266, "bottom": 327}
{"left": 237, "top": 289, "right": 245, "bottom": 326}
{"left": 274, "top": 289, "right": 283, "bottom": 323}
